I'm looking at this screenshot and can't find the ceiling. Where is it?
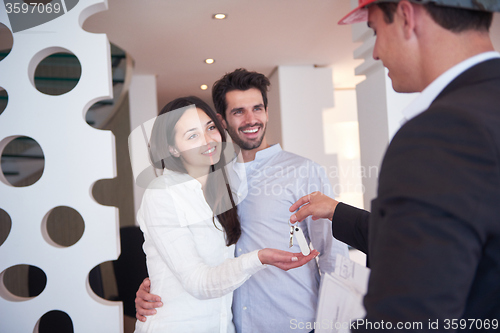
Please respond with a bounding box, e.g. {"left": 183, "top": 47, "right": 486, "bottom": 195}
{"left": 82, "top": 0, "right": 364, "bottom": 109}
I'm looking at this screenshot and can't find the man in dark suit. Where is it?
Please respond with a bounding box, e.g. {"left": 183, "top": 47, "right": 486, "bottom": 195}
{"left": 290, "top": 0, "right": 500, "bottom": 331}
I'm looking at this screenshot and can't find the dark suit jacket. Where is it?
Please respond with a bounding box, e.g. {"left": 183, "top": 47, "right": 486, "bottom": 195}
{"left": 332, "top": 58, "right": 500, "bottom": 331}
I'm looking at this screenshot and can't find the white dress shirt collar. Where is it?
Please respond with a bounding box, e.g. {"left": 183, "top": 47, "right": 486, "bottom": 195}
{"left": 402, "top": 51, "right": 500, "bottom": 123}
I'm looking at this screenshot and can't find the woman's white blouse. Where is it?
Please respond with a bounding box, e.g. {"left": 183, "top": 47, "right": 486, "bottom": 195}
{"left": 134, "top": 170, "right": 265, "bottom": 333}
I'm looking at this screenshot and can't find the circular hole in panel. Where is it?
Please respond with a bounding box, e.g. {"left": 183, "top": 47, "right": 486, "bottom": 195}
{"left": 0, "top": 87, "right": 8, "bottom": 115}
{"left": 0, "top": 136, "right": 45, "bottom": 187}
{"left": 85, "top": 43, "right": 127, "bottom": 129}
{"left": 0, "top": 23, "right": 13, "bottom": 61}
{"left": 85, "top": 98, "right": 114, "bottom": 129}
{"left": 0, "top": 208, "right": 12, "bottom": 247}
{"left": 88, "top": 263, "right": 108, "bottom": 300}
{"left": 88, "top": 260, "right": 128, "bottom": 302}
{"left": 35, "top": 310, "right": 74, "bottom": 333}
{"left": 42, "top": 206, "right": 85, "bottom": 247}
{"left": 1, "top": 264, "right": 46, "bottom": 299}
{"left": 33, "top": 51, "right": 81, "bottom": 96}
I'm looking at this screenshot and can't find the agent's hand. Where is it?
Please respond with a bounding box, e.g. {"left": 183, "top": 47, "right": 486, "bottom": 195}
{"left": 258, "top": 248, "right": 319, "bottom": 271}
{"left": 135, "top": 277, "right": 163, "bottom": 322}
{"left": 289, "top": 191, "right": 339, "bottom": 223}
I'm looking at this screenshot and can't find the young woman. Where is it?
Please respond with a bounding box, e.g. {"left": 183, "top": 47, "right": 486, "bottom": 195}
{"left": 134, "top": 96, "right": 317, "bottom": 333}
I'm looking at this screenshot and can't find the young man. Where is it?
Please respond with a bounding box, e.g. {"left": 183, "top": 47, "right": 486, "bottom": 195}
{"left": 290, "top": 0, "right": 500, "bottom": 330}
{"left": 136, "top": 69, "right": 348, "bottom": 332}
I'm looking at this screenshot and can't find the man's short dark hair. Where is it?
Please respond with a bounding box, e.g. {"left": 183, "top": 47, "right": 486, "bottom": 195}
{"left": 212, "top": 68, "right": 271, "bottom": 120}
{"left": 376, "top": 1, "right": 493, "bottom": 32}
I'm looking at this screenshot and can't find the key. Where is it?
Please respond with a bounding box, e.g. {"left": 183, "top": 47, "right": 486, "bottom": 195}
{"left": 293, "top": 225, "right": 311, "bottom": 256}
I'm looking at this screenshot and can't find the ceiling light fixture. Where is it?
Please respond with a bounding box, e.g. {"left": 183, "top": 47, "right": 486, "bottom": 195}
{"left": 200, "top": 84, "right": 208, "bottom": 90}
{"left": 204, "top": 58, "right": 215, "bottom": 64}
{"left": 213, "top": 13, "right": 227, "bottom": 20}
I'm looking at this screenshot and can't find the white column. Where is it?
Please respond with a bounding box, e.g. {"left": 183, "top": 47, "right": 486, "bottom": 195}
{"left": 128, "top": 74, "right": 158, "bottom": 217}
{"left": 323, "top": 88, "right": 364, "bottom": 209}
{"left": 268, "top": 65, "right": 339, "bottom": 188}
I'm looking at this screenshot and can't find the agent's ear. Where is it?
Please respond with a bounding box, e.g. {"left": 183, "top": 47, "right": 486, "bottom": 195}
{"left": 169, "top": 145, "right": 180, "bottom": 158}
{"left": 397, "top": 0, "right": 416, "bottom": 40}
{"left": 216, "top": 113, "right": 227, "bottom": 129}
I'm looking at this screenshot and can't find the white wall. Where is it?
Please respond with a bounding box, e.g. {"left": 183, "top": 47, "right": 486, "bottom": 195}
{"left": 323, "top": 89, "right": 364, "bottom": 209}
{"left": 128, "top": 74, "right": 158, "bottom": 218}
{"left": 270, "top": 65, "right": 339, "bottom": 189}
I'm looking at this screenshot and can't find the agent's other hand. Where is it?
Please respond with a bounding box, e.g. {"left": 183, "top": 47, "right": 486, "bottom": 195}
{"left": 258, "top": 248, "right": 319, "bottom": 271}
{"left": 135, "top": 277, "right": 163, "bottom": 322}
{"left": 289, "top": 191, "right": 339, "bottom": 223}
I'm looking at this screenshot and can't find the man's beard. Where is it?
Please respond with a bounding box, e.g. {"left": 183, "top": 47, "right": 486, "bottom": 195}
{"left": 226, "top": 123, "right": 267, "bottom": 151}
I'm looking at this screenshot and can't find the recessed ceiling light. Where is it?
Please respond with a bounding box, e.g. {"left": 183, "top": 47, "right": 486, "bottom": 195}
{"left": 200, "top": 84, "right": 208, "bottom": 90}
{"left": 213, "top": 13, "right": 227, "bottom": 20}
{"left": 205, "top": 58, "right": 215, "bottom": 64}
